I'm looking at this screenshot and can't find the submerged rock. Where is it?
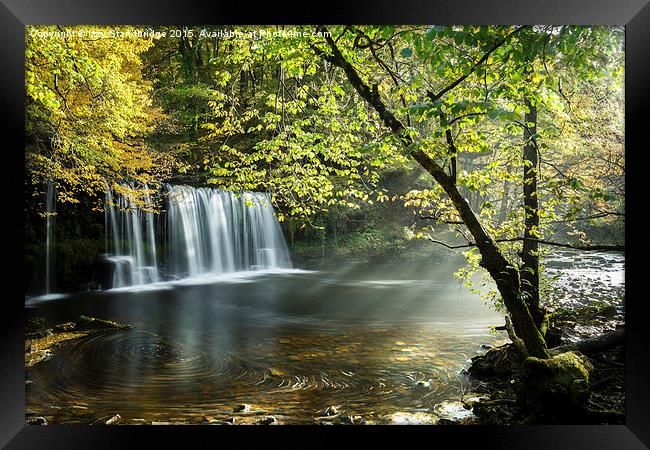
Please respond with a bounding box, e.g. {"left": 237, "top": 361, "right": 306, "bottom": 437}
{"left": 599, "top": 305, "right": 617, "bottom": 317}
{"left": 26, "top": 416, "right": 48, "bottom": 425}
{"left": 257, "top": 416, "right": 278, "bottom": 425}
{"left": 26, "top": 329, "right": 53, "bottom": 339}
{"left": 233, "top": 404, "right": 252, "bottom": 413}
{"left": 75, "top": 315, "right": 132, "bottom": 331}
{"left": 53, "top": 322, "right": 76, "bottom": 332}
{"left": 26, "top": 316, "right": 133, "bottom": 368}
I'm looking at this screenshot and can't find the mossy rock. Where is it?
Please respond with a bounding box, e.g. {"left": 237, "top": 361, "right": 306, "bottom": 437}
{"left": 520, "top": 351, "right": 593, "bottom": 415}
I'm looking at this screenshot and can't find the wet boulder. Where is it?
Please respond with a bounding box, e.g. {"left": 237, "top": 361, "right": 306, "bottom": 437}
{"left": 322, "top": 406, "right": 339, "bottom": 416}
{"left": 91, "top": 254, "right": 133, "bottom": 290}
{"left": 339, "top": 415, "right": 365, "bottom": 425}
{"left": 26, "top": 416, "right": 48, "bottom": 425}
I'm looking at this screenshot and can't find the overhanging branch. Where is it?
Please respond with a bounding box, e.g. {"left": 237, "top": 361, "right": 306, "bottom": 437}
{"left": 427, "top": 236, "right": 624, "bottom": 251}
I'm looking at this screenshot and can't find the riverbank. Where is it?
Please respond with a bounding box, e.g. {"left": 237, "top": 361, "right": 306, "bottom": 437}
{"left": 463, "top": 336, "right": 624, "bottom": 424}
{"left": 462, "top": 250, "right": 625, "bottom": 425}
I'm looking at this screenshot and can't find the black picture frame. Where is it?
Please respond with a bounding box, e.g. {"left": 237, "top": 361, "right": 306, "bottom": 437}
{"left": 3, "top": 1, "right": 648, "bottom": 448}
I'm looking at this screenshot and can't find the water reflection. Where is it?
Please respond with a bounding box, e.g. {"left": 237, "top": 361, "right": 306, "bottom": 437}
{"left": 26, "top": 260, "right": 507, "bottom": 424}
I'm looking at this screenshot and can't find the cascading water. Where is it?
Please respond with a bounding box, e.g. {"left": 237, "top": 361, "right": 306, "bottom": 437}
{"left": 166, "top": 185, "right": 292, "bottom": 277}
{"left": 104, "top": 184, "right": 159, "bottom": 288}
{"left": 44, "top": 180, "right": 56, "bottom": 294}
{"left": 103, "top": 184, "right": 291, "bottom": 288}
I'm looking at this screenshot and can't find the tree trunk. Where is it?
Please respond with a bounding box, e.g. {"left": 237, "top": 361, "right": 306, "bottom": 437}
{"left": 498, "top": 164, "right": 512, "bottom": 224}
{"left": 312, "top": 27, "right": 550, "bottom": 358}
{"left": 521, "top": 97, "right": 545, "bottom": 329}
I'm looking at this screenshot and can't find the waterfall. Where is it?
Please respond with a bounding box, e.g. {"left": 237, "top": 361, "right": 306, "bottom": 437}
{"left": 103, "top": 184, "right": 291, "bottom": 288}
{"left": 166, "top": 185, "right": 292, "bottom": 277}
{"left": 44, "top": 180, "right": 56, "bottom": 294}
{"left": 105, "top": 184, "right": 159, "bottom": 288}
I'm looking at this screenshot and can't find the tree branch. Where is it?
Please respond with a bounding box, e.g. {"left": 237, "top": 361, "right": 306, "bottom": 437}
{"left": 506, "top": 315, "right": 529, "bottom": 357}
{"left": 427, "top": 236, "right": 624, "bottom": 251}
{"left": 426, "top": 26, "right": 524, "bottom": 104}
{"left": 549, "top": 328, "right": 624, "bottom": 356}
{"left": 419, "top": 215, "right": 464, "bottom": 225}
{"left": 550, "top": 211, "right": 625, "bottom": 223}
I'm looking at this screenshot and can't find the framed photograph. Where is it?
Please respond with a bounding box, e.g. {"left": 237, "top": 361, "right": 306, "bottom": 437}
{"left": 3, "top": 0, "right": 648, "bottom": 447}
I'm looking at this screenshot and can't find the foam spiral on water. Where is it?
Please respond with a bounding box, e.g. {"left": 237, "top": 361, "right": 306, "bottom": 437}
{"left": 27, "top": 327, "right": 468, "bottom": 422}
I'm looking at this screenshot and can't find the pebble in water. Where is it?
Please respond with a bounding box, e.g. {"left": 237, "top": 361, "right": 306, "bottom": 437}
{"left": 233, "top": 404, "right": 252, "bottom": 413}
{"left": 257, "top": 416, "right": 278, "bottom": 425}
{"left": 26, "top": 416, "right": 48, "bottom": 425}
{"left": 105, "top": 414, "right": 121, "bottom": 425}
{"left": 323, "top": 406, "right": 339, "bottom": 416}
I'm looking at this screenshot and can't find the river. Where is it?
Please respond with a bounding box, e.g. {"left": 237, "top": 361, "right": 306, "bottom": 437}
{"left": 25, "top": 249, "right": 624, "bottom": 424}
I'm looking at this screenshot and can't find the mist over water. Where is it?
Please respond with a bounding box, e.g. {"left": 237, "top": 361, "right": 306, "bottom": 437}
{"left": 26, "top": 259, "right": 506, "bottom": 424}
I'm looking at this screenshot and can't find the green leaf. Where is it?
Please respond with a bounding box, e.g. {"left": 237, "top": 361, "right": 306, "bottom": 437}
{"left": 408, "top": 103, "right": 433, "bottom": 116}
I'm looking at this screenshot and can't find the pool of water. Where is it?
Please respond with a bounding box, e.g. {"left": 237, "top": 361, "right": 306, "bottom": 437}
{"left": 25, "top": 259, "right": 506, "bottom": 424}
{"left": 25, "top": 250, "right": 624, "bottom": 424}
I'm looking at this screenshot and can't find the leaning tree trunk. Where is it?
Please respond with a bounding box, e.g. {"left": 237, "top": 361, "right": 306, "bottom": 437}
{"left": 312, "top": 26, "right": 550, "bottom": 358}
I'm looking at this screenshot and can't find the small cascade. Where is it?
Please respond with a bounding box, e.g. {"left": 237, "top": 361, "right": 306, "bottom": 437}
{"left": 104, "top": 184, "right": 159, "bottom": 288}
{"left": 101, "top": 184, "right": 292, "bottom": 289}
{"left": 44, "top": 180, "right": 56, "bottom": 294}
{"left": 166, "top": 185, "right": 292, "bottom": 277}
